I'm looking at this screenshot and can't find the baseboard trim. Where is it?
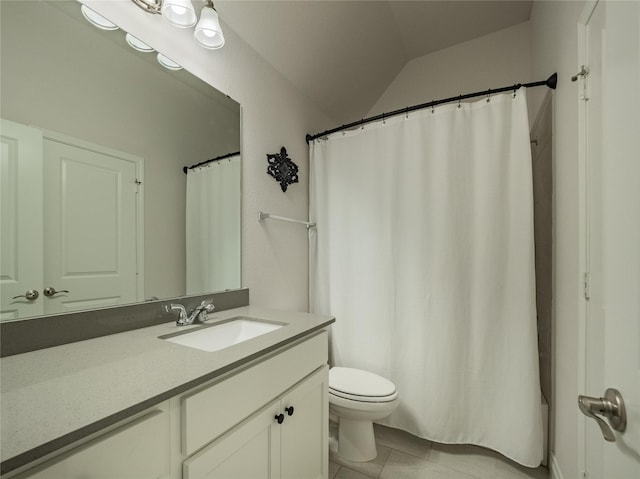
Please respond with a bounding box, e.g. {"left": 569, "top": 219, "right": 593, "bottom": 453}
{"left": 549, "top": 453, "right": 565, "bottom": 479}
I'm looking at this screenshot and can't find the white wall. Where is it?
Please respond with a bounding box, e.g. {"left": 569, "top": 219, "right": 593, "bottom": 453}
{"left": 368, "top": 21, "right": 533, "bottom": 122}
{"left": 83, "top": 1, "right": 333, "bottom": 312}
{"left": 530, "top": 1, "right": 587, "bottom": 478}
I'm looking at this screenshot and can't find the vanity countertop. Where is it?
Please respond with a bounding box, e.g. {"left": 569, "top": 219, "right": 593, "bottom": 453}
{"left": 0, "top": 306, "right": 334, "bottom": 474}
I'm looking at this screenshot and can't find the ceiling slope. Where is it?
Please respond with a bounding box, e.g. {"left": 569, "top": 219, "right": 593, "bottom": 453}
{"left": 216, "top": 1, "right": 532, "bottom": 124}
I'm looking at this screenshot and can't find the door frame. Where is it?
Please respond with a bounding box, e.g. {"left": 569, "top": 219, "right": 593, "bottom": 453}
{"left": 41, "top": 128, "right": 145, "bottom": 302}
{"left": 577, "top": 0, "right": 600, "bottom": 477}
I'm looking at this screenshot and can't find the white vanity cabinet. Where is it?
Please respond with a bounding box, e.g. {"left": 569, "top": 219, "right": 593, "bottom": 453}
{"left": 6, "top": 329, "right": 329, "bottom": 479}
{"left": 180, "top": 331, "right": 329, "bottom": 479}
{"left": 183, "top": 366, "right": 328, "bottom": 479}
{"left": 13, "top": 405, "right": 171, "bottom": 479}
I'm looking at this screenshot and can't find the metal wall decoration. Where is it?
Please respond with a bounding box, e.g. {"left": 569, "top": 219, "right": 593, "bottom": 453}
{"left": 266, "top": 146, "right": 299, "bottom": 192}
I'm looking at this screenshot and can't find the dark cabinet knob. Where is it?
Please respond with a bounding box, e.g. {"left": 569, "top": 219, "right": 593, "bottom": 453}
{"left": 275, "top": 413, "right": 285, "bottom": 424}
{"left": 285, "top": 406, "right": 294, "bottom": 416}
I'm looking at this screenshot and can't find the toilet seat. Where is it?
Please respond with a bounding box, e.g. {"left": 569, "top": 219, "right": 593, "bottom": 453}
{"left": 329, "top": 367, "right": 398, "bottom": 403}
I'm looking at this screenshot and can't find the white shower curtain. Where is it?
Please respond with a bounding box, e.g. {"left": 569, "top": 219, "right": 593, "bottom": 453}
{"left": 186, "top": 156, "right": 241, "bottom": 294}
{"left": 309, "top": 90, "right": 542, "bottom": 467}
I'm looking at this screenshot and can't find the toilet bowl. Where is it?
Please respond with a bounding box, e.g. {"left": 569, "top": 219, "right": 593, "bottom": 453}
{"left": 329, "top": 367, "right": 399, "bottom": 462}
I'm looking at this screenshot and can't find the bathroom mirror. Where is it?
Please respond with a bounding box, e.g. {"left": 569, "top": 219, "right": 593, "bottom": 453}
{"left": 0, "top": 0, "right": 241, "bottom": 321}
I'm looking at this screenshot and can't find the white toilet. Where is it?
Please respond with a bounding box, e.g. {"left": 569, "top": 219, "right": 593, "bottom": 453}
{"left": 329, "top": 367, "right": 399, "bottom": 462}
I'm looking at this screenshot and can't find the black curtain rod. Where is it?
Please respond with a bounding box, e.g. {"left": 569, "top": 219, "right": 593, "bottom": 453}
{"left": 183, "top": 151, "right": 241, "bottom": 174}
{"left": 305, "top": 73, "right": 557, "bottom": 144}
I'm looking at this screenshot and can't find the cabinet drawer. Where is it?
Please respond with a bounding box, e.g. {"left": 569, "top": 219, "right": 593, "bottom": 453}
{"left": 182, "top": 331, "right": 327, "bottom": 456}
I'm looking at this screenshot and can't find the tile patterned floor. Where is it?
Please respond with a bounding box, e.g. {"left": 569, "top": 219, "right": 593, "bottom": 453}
{"left": 329, "top": 423, "right": 549, "bottom": 479}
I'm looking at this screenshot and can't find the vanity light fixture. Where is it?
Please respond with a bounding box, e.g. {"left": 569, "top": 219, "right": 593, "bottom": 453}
{"left": 130, "top": 0, "right": 225, "bottom": 50}
{"left": 80, "top": 5, "right": 119, "bottom": 31}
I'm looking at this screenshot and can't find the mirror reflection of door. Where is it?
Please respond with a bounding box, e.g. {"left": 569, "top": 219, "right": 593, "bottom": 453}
{"left": 1, "top": 119, "right": 44, "bottom": 320}
{"left": 0, "top": 119, "right": 142, "bottom": 320}
{"left": 43, "top": 134, "right": 142, "bottom": 314}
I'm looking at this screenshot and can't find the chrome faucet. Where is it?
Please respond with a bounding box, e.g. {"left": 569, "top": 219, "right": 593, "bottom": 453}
{"left": 168, "top": 299, "right": 215, "bottom": 326}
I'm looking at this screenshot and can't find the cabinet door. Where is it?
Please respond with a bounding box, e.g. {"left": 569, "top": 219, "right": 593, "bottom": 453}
{"left": 16, "top": 409, "right": 170, "bottom": 479}
{"left": 183, "top": 401, "right": 282, "bottom": 479}
{"left": 280, "top": 366, "right": 329, "bottom": 479}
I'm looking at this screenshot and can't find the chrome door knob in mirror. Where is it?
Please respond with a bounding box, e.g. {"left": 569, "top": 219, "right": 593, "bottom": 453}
{"left": 578, "top": 388, "right": 627, "bottom": 442}
{"left": 43, "top": 287, "right": 70, "bottom": 297}
{"left": 12, "top": 289, "right": 39, "bottom": 301}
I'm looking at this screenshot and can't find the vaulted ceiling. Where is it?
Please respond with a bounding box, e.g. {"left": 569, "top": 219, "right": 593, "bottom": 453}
{"left": 216, "top": 1, "right": 533, "bottom": 124}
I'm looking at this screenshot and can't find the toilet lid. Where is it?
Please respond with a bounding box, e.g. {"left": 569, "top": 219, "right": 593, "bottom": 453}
{"left": 329, "top": 367, "right": 397, "bottom": 401}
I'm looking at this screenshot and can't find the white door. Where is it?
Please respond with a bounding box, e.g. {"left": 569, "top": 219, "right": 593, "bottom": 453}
{"left": 43, "top": 137, "right": 141, "bottom": 314}
{"left": 581, "top": 1, "right": 640, "bottom": 478}
{"left": 0, "top": 119, "right": 44, "bottom": 319}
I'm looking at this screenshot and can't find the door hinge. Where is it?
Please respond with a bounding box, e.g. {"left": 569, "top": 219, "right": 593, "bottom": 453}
{"left": 584, "top": 272, "right": 591, "bottom": 300}
{"left": 572, "top": 65, "right": 590, "bottom": 101}
{"left": 572, "top": 65, "right": 590, "bottom": 82}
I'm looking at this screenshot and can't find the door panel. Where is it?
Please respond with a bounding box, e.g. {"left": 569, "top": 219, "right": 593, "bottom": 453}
{"left": 0, "top": 119, "right": 43, "bottom": 319}
{"left": 43, "top": 139, "right": 139, "bottom": 314}
{"left": 583, "top": 1, "right": 640, "bottom": 477}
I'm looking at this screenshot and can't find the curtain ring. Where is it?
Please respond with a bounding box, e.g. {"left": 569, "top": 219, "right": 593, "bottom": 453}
{"left": 513, "top": 86, "right": 517, "bottom": 98}
{"left": 431, "top": 102, "right": 435, "bottom": 114}
{"left": 405, "top": 107, "right": 409, "bottom": 119}
{"left": 486, "top": 89, "right": 491, "bottom": 103}
{"left": 457, "top": 95, "right": 462, "bottom": 109}
{"left": 382, "top": 112, "right": 386, "bottom": 125}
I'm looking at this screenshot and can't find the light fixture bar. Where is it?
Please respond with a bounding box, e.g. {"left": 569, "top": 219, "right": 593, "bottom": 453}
{"left": 131, "top": 0, "right": 162, "bottom": 14}
{"left": 128, "top": 0, "right": 226, "bottom": 51}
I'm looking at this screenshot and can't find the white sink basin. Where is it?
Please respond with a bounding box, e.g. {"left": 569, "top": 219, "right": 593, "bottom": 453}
{"left": 162, "top": 317, "right": 284, "bottom": 352}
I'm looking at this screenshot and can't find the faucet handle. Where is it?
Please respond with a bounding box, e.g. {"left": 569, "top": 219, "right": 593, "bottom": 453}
{"left": 194, "top": 299, "right": 215, "bottom": 322}
{"left": 199, "top": 299, "right": 215, "bottom": 312}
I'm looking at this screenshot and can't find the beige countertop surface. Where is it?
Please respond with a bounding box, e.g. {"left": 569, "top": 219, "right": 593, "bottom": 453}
{"left": 0, "top": 306, "right": 334, "bottom": 473}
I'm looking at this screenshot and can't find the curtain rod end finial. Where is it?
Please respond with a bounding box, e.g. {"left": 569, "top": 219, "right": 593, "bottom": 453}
{"left": 547, "top": 73, "right": 558, "bottom": 90}
{"left": 305, "top": 134, "right": 312, "bottom": 145}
